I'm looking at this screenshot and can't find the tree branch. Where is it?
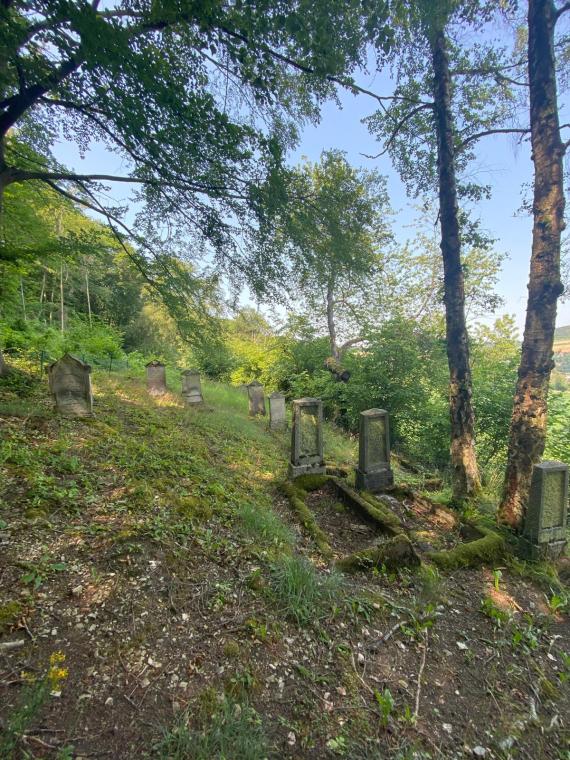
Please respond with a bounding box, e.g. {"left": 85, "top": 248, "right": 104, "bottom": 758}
{"left": 458, "top": 128, "right": 530, "bottom": 151}
{"left": 556, "top": 2, "right": 570, "bottom": 21}
{"left": 361, "top": 103, "right": 434, "bottom": 159}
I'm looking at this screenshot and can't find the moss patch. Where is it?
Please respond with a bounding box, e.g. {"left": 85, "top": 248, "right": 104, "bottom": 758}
{"left": 292, "top": 474, "right": 330, "bottom": 493}
{"left": 279, "top": 481, "right": 333, "bottom": 559}
{"left": 428, "top": 525, "right": 505, "bottom": 569}
{"left": 0, "top": 601, "right": 23, "bottom": 632}
{"left": 336, "top": 535, "right": 421, "bottom": 573}
{"left": 332, "top": 479, "right": 404, "bottom": 536}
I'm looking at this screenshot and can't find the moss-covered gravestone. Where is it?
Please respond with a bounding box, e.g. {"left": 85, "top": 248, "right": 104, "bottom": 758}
{"left": 247, "top": 380, "right": 266, "bottom": 416}
{"left": 288, "top": 398, "right": 325, "bottom": 478}
{"left": 48, "top": 354, "right": 93, "bottom": 417}
{"left": 269, "top": 392, "right": 286, "bottom": 430}
{"left": 519, "top": 461, "right": 568, "bottom": 560}
{"left": 355, "top": 409, "right": 394, "bottom": 492}
{"left": 181, "top": 369, "right": 203, "bottom": 405}
{"left": 146, "top": 360, "right": 167, "bottom": 396}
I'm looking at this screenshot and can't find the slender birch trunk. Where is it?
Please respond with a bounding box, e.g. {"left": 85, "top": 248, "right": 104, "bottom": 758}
{"left": 19, "top": 277, "right": 27, "bottom": 321}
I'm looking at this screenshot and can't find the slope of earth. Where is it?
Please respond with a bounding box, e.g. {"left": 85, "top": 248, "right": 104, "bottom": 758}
{"left": 0, "top": 364, "right": 568, "bottom": 759}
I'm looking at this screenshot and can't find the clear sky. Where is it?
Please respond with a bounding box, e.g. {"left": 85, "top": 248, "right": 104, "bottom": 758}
{"left": 51, "top": 67, "right": 570, "bottom": 335}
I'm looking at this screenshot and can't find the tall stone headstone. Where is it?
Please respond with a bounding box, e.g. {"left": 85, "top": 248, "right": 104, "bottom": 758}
{"left": 519, "top": 461, "right": 568, "bottom": 560}
{"left": 288, "top": 398, "right": 325, "bottom": 478}
{"left": 48, "top": 354, "right": 93, "bottom": 417}
{"left": 355, "top": 409, "right": 394, "bottom": 492}
{"left": 181, "top": 369, "right": 203, "bottom": 405}
{"left": 269, "top": 391, "right": 286, "bottom": 431}
{"left": 247, "top": 380, "right": 266, "bottom": 416}
{"left": 146, "top": 360, "right": 167, "bottom": 396}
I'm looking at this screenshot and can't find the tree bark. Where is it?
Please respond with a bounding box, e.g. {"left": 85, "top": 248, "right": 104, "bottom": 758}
{"left": 431, "top": 29, "right": 481, "bottom": 503}
{"left": 326, "top": 282, "right": 340, "bottom": 362}
{"left": 59, "top": 260, "right": 65, "bottom": 333}
{"left": 85, "top": 267, "right": 92, "bottom": 327}
{"left": 498, "top": 0, "right": 565, "bottom": 528}
{"left": 19, "top": 277, "right": 27, "bottom": 321}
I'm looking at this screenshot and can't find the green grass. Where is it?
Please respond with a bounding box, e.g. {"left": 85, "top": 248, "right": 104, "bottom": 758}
{"left": 269, "top": 554, "right": 344, "bottom": 626}
{"left": 237, "top": 502, "right": 294, "bottom": 549}
{"left": 154, "top": 697, "right": 268, "bottom": 760}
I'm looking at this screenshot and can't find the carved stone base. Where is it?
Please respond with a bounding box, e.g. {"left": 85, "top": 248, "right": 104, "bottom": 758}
{"left": 355, "top": 467, "right": 394, "bottom": 493}
{"left": 288, "top": 462, "right": 326, "bottom": 479}
{"left": 518, "top": 537, "right": 567, "bottom": 562}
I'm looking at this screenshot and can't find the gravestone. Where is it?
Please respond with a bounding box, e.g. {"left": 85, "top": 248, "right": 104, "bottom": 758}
{"left": 146, "top": 360, "right": 167, "bottom": 396}
{"left": 519, "top": 461, "right": 568, "bottom": 560}
{"left": 48, "top": 354, "right": 93, "bottom": 417}
{"left": 355, "top": 409, "right": 394, "bottom": 492}
{"left": 0, "top": 349, "right": 9, "bottom": 377}
{"left": 247, "top": 380, "right": 266, "bottom": 416}
{"left": 181, "top": 369, "right": 203, "bottom": 405}
{"left": 288, "top": 398, "right": 325, "bottom": 477}
{"left": 269, "top": 391, "right": 286, "bottom": 431}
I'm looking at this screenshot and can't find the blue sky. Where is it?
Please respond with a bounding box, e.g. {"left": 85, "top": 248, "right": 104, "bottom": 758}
{"left": 52, "top": 71, "right": 570, "bottom": 335}
{"left": 288, "top": 84, "right": 570, "bottom": 333}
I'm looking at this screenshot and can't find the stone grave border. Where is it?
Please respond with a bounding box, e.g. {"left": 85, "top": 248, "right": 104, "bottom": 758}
{"left": 280, "top": 474, "right": 505, "bottom": 573}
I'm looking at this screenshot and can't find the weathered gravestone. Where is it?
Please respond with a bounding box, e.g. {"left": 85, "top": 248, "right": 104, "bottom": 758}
{"left": 268, "top": 391, "right": 286, "bottom": 431}
{"left": 288, "top": 398, "right": 325, "bottom": 478}
{"left": 0, "top": 349, "right": 9, "bottom": 377}
{"left": 146, "top": 360, "right": 167, "bottom": 396}
{"left": 181, "top": 369, "right": 203, "bottom": 405}
{"left": 355, "top": 409, "right": 394, "bottom": 492}
{"left": 519, "top": 461, "right": 568, "bottom": 560}
{"left": 247, "top": 380, "right": 266, "bottom": 416}
{"left": 48, "top": 354, "right": 93, "bottom": 417}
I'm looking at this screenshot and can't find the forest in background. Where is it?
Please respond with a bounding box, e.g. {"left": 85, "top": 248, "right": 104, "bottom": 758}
{"left": 2, "top": 153, "right": 569, "bottom": 501}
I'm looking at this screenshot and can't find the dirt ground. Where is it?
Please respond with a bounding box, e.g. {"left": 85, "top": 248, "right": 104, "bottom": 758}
{"left": 1, "top": 375, "right": 569, "bottom": 759}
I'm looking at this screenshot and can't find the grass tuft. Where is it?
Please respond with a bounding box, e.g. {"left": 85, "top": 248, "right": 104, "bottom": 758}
{"left": 238, "top": 502, "right": 294, "bottom": 549}
{"left": 270, "top": 554, "right": 344, "bottom": 626}
{"left": 154, "top": 697, "right": 268, "bottom": 760}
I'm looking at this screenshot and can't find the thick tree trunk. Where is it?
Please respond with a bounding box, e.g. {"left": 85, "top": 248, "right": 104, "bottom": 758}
{"left": 431, "top": 29, "right": 481, "bottom": 504}
{"left": 326, "top": 282, "right": 340, "bottom": 362}
{"left": 499, "top": 0, "right": 565, "bottom": 529}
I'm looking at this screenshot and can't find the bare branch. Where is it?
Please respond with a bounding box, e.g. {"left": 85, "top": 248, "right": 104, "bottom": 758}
{"left": 363, "top": 103, "right": 434, "bottom": 160}
{"left": 458, "top": 128, "right": 530, "bottom": 151}
{"left": 556, "top": 2, "right": 570, "bottom": 21}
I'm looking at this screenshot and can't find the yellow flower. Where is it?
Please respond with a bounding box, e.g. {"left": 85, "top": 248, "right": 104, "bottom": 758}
{"left": 48, "top": 651, "right": 68, "bottom": 690}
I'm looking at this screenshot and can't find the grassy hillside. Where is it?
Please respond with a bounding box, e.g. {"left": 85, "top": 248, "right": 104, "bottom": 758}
{"left": 554, "top": 325, "right": 570, "bottom": 341}
{"left": 0, "top": 364, "right": 568, "bottom": 759}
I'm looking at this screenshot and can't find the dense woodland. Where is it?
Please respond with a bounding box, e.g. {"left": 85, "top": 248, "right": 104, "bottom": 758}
{"left": 1, "top": 0, "right": 570, "bottom": 758}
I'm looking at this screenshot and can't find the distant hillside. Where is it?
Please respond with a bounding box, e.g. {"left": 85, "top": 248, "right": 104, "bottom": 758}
{"left": 554, "top": 325, "right": 570, "bottom": 373}
{"left": 554, "top": 325, "right": 570, "bottom": 341}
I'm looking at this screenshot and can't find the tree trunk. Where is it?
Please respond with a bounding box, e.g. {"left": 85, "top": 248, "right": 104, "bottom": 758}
{"left": 326, "top": 282, "right": 340, "bottom": 362}
{"left": 85, "top": 268, "right": 92, "bottom": 327}
{"left": 431, "top": 29, "right": 481, "bottom": 504}
{"left": 498, "top": 0, "right": 565, "bottom": 529}
{"left": 19, "top": 277, "right": 27, "bottom": 321}
{"left": 48, "top": 282, "right": 55, "bottom": 325}
{"left": 59, "top": 260, "right": 65, "bottom": 333}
